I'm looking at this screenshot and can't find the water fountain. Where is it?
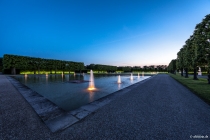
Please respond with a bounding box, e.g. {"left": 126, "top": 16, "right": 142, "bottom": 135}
{"left": 130, "top": 73, "right": 133, "bottom": 80}
{"left": 46, "top": 73, "right": 48, "bottom": 83}
{"left": 24, "top": 74, "right": 27, "bottom": 81}
{"left": 88, "top": 70, "right": 96, "bottom": 90}
{"left": 24, "top": 73, "right": 27, "bottom": 84}
{"left": 117, "top": 75, "right": 121, "bottom": 84}
{"left": 61, "top": 72, "right": 64, "bottom": 81}
{"left": 138, "top": 73, "right": 140, "bottom": 78}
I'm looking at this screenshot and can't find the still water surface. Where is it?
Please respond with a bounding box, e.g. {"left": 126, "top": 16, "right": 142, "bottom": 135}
{"left": 13, "top": 74, "right": 150, "bottom": 111}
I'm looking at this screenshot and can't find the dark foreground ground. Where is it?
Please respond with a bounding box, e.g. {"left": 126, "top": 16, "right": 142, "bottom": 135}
{"left": 0, "top": 74, "right": 210, "bottom": 139}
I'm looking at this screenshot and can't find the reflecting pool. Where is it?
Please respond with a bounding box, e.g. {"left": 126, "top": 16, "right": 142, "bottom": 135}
{"left": 13, "top": 74, "right": 150, "bottom": 111}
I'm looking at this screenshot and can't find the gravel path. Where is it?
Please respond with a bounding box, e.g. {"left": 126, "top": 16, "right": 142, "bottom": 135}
{"left": 1, "top": 74, "right": 210, "bottom": 139}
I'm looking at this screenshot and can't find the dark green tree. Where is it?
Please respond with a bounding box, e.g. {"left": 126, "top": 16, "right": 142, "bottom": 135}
{"left": 193, "top": 15, "right": 210, "bottom": 83}
{"left": 168, "top": 59, "right": 177, "bottom": 74}
{"left": 176, "top": 48, "right": 184, "bottom": 76}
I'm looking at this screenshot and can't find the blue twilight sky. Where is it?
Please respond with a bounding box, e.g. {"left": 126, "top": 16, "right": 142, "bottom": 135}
{"left": 0, "top": 0, "right": 210, "bottom": 66}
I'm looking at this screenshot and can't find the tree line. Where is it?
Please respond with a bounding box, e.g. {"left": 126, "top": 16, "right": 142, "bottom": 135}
{"left": 3, "top": 54, "right": 84, "bottom": 74}
{"left": 2, "top": 54, "right": 168, "bottom": 74}
{"left": 0, "top": 57, "right": 2, "bottom": 72}
{"left": 168, "top": 14, "right": 210, "bottom": 83}
{"left": 86, "top": 64, "right": 117, "bottom": 72}
{"left": 86, "top": 64, "right": 167, "bottom": 72}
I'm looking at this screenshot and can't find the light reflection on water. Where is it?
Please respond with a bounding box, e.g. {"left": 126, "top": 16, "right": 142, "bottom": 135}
{"left": 13, "top": 74, "right": 150, "bottom": 111}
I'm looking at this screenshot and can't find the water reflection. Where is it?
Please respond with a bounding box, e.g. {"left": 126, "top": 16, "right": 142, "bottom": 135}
{"left": 14, "top": 74, "right": 150, "bottom": 111}
{"left": 61, "top": 73, "right": 63, "bottom": 81}
{"left": 24, "top": 74, "right": 27, "bottom": 84}
{"left": 46, "top": 74, "right": 48, "bottom": 84}
{"left": 88, "top": 92, "right": 94, "bottom": 102}
{"left": 118, "top": 83, "right": 121, "bottom": 89}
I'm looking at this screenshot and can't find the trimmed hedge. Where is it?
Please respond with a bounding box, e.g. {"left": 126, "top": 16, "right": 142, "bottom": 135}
{"left": 3, "top": 54, "right": 84, "bottom": 74}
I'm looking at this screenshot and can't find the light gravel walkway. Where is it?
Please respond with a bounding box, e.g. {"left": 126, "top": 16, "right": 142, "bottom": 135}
{"left": 1, "top": 74, "right": 210, "bottom": 139}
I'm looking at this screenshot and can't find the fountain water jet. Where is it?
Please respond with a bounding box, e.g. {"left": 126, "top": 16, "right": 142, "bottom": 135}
{"left": 117, "top": 75, "right": 121, "bottom": 84}
{"left": 130, "top": 73, "right": 133, "bottom": 80}
{"left": 61, "top": 72, "right": 64, "bottom": 81}
{"left": 24, "top": 74, "right": 27, "bottom": 81}
{"left": 138, "top": 73, "right": 140, "bottom": 78}
{"left": 88, "top": 70, "right": 96, "bottom": 90}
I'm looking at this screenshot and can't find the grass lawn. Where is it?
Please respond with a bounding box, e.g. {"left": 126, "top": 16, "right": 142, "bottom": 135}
{"left": 168, "top": 73, "right": 210, "bottom": 104}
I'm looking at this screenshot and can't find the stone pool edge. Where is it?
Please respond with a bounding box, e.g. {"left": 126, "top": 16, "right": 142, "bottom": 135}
{"left": 7, "top": 75, "right": 155, "bottom": 132}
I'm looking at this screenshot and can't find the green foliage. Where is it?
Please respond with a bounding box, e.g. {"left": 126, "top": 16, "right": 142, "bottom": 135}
{"left": 176, "top": 48, "right": 184, "bottom": 71}
{"left": 132, "top": 66, "right": 141, "bottom": 72}
{"left": 0, "top": 57, "right": 2, "bottom": 72}
{"left": 2, "top": 54, "right": 84, "bottom": 74}
{"left": 89, "top": 65, "right": 168, "bottom": 73}
{"left": 0, "top": 57, "right": 2, "bottom": 65}
{"left": 168, "top": 59, "right": 176, "bottom": 73}
{"left": 170, "top": 14, "right": 210, "bottom": 75}
{"left": 117, "top": 66, "right": 131, "bottom": 72}
{"left": 89, "top": 64, "right": 117, "bottom": 72}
